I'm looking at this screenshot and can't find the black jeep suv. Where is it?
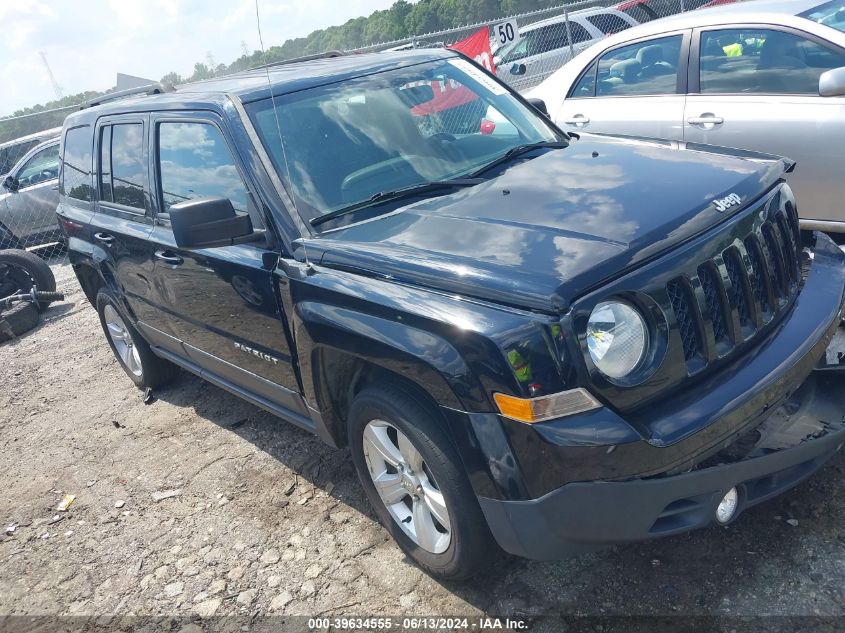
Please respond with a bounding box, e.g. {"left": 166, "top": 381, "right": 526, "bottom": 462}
{"left": 58, "top": 49, "right": 845, "bottom": 579}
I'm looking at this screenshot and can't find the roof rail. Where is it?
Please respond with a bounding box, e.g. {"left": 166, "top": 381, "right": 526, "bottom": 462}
{"left": 80, "top": 82, "right": 176, "bottom": 109}
{"left": 253, "top": 50, "right": 345, "bottom": 71}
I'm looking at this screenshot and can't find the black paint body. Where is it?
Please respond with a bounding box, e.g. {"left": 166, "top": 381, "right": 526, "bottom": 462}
{"left": 56, "top": 49, "right": 845, "bottom": 558}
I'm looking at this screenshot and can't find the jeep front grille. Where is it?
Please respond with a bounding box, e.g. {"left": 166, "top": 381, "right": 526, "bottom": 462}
{"left": 665, "top": 195, "right": 801, "bottom": 372}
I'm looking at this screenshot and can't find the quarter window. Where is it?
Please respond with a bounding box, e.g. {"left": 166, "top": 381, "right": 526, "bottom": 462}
{"left": 157, "top": 122, "right": 250, "bottom": 216}
{"left": 595, "top": 35, "right": 682, "bottom": 97}
{"left": 61, "top": 125, "right": 93, "bottom": 202}
{"left": 699, "top": 29, "right": 845, "bottom": 94}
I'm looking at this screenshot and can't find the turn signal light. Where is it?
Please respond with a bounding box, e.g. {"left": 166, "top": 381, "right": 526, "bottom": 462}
{"left": 493, "top": 388, "right": 602, "bottom": 424}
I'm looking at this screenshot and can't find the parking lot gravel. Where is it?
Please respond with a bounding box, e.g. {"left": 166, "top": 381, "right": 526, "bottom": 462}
{"left": 1, "top": 260, "right": 844, "bottom": 629}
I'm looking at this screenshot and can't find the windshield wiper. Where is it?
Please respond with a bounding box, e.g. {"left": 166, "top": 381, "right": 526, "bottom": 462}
{"left": 310, "top": 178, "right": 484, "bottom": 228}
{"left": 468, "top": 140, "right": 569, "bottom": 178}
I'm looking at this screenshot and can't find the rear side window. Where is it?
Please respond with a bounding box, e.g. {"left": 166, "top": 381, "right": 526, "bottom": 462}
{"left": 586, "top": 14, "right": 632, "bottom": 35}
{"left": 157, "top": 122, "right": 250, "bottom": 215}
{"left": 99, "top": 123, "right": 146, "bottom": 209}
{"left": 595, "top": 35, "right": 682, "bottom": 96}
{"left": 60, "top": 125, "right": 93, "bottom": 202}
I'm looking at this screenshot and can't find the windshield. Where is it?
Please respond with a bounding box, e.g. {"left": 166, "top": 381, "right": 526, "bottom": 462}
{"left": 245, "top": 57, "right": 561, "bottom": 226}
{"left": 801, "top": 1, "right": 845, "bottom": 33}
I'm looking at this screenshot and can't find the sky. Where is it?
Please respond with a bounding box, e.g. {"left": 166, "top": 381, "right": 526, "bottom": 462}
{"left": 0, "top": 0, "right": 401, "bottom": 116}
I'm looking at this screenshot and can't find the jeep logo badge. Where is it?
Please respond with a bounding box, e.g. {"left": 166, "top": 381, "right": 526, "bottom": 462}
{"left": 713, "top": 193, "right": 742, "bottom": 213}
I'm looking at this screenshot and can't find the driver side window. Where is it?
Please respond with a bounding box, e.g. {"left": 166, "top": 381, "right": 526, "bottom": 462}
{"left": 16, "top": 144, "right": 60, "bottom": 188}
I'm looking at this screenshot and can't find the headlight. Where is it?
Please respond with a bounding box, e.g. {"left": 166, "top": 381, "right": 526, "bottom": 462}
{"left": 586, "top": 301, "right": 648, "bottom": 379}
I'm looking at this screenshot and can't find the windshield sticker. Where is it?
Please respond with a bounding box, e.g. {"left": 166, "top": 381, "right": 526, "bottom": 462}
{"left": 449, "top": 59, "right": 507, "bottom": 96}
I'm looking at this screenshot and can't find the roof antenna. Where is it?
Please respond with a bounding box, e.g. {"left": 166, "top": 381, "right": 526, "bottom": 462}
{"left": 254, "top": 0, "right": 312, "bottom": 273}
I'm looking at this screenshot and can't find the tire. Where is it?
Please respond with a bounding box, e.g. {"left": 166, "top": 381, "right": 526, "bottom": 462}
{"left": 348, "top": 382, "right": 498, "bottom": 580}
{"left": 95, "top": 289, "right": 178, "bottom": 390}
{"left": 0, "top": 302, "right": 40, "bottom": 343}
{"left": 0, "top": 248, "right": 56, "bottom": 310}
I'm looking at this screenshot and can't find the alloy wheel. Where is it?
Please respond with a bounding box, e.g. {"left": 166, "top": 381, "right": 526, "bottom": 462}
{"left": 362, "top": 419, "right": 451, "bottom": 554}
{"left": 104, "top": 304, "right": 143, "bottom": 378}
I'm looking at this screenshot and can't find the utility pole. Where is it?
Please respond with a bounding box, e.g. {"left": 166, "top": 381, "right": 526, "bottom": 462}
{"left": 39, "top": 51, "right": 63, "bottom": 99}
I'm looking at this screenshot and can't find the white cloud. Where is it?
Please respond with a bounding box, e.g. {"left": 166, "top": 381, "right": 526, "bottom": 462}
{"left": 1, "top": 0, "right": 401, "bottom": 116}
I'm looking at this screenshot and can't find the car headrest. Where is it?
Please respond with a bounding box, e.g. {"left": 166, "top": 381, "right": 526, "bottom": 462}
{"left": 610, "top": 58, "right": 642, "bottom": 82}
{"left": 636, "top": 45, "right": 664, "bottom": 67}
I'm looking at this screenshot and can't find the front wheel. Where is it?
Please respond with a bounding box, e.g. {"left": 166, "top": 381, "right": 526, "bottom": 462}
{"left": 96, "top": 290, "right": 178, "bottom": 390}
{"left": 348, "top": 382, "right": 498, "bottom": 580}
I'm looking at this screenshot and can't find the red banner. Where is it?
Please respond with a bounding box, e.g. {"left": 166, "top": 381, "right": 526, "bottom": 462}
{"left": 448, "top": 26, "right": 495, "bottom": 74}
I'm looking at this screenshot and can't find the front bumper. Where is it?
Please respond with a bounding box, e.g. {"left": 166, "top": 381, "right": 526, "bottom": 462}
{"left": 473, "top": 232, "right": 845, "bottom": 559}
{"left": 480, "top": 373, "right": 845, "bottom": 559}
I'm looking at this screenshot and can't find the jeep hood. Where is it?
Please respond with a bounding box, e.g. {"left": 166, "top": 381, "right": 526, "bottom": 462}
{"left": 304, "top": 135, "right": 793, "bottom": 313}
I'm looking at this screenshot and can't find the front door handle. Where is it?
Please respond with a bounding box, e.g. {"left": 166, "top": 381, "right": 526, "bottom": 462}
{"left": 94, "top": 232, "right": 115, "bottom": 245}
{"left": 687, "top": 114, "right": 724, "bottom": 127}
{"left": 563, "top": 114, "right": 590, "bottom": 127}
{"left": 155, "top": 250, "right": 184, "bottom": 266}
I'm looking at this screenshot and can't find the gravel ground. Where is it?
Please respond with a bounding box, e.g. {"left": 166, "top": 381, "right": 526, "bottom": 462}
{"left": 1, "top": 258, "right": 844, "bottom": 629}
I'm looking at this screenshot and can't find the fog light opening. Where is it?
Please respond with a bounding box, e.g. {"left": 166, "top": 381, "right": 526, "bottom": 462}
{"left": 716, "top": 487, "right": 739, "bottom": 524}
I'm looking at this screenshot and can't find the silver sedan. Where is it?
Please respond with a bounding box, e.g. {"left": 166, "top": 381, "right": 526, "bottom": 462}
{"left": 528, "top": 0, "right": 845, "bottom": 233}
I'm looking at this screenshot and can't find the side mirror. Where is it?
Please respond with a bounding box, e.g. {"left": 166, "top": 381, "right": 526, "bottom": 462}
{"left": 169, "top": 196, "right": 255, "bottom": 248}
{"left": 3, "top": 175, "right": 19, "bottom": 192}
{"left": 819, "top": 66, "right": 845, "bottom": 97}
{"left": 526, "top": 97, "right": 550, "bottom": 118}
{"left": 510, "top": 63, "right": 527, "bottom": 76}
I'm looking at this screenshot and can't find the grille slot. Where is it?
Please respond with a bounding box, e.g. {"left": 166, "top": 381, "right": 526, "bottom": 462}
{"left": 743, "top": 235, "right": 772, "bottom": 317}
{"left": 761, "top": 223, "right": 787, "bottom": 299}
{"left": 723, "top": 247, "right": 753, "bottom": 333}
{"left": 697, "top": 263, "right": 731, "bottom": 348}
{"left": 666, "top": 279, "right": 701, "bottom": 362}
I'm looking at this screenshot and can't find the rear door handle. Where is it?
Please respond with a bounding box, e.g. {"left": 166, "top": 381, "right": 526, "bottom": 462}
{"left": 155, "top": 250, "right": 184, "bottom": 266}
{"left": 94, "top": 232, "right": 115, "bottom": 245}
{"left": 563, "top": 114, "right": 590, "bottom": 127}
{"left": 687, "top": 115, "right": 724, "bottom": 125}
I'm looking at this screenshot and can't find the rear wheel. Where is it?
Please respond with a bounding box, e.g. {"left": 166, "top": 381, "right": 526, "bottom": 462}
{"left": 0, "top": 248, "right": 56, "bottom": 310}
{"left": 96, "top": 289, "right": 178, "bottom": 390}
{"left": 348, "top": 382, "right": 498, "bottom": 580}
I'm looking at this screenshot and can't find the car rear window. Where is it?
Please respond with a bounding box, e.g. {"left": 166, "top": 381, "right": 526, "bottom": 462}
{"left": 587, "top": 14, "right": 633, "bottom": 35}
{"left": 61, "top": 125, "right": 93, "bottom": 203}
{"left": 99, "top": 123, "right": 145, "bottom": 209}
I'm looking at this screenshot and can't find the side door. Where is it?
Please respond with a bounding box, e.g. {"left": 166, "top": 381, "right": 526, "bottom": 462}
{"left": 3, "top": 142, "right": 60, "bottom": 243}
{"left": 89, "top": 116, "right": 168, "bottom": 334}
{"left": 684, "top": 25, "right": 845, "bottom": 226}
{"left": 147, "top": 112, "right": 303, "bottom": 414}
{"left": 555, "top": 31, "right": 690, "bottom": 139}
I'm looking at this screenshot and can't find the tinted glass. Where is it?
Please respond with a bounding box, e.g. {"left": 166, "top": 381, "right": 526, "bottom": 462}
{"left": 108, "top": 124, "right": 145, "bottom": 209}
{"left": 99, "top": 126, "right": 112, "bottom": 202}
{"left": 571, "top": 61, "right": 598, "bottom": 97}
{"left": 700, "top": 29, "right": 845, "bottom": 94}
{"left": 587, "top": 14, "right": 632, "bottom": 35}
{"left": 596, "top": 35, "right": 682, "bottom": 96}
{"left": 61, "top": 125, "right": 92, "bottom": 202}
{"left": 246, "top": 58, "right": 559, "bottom": 223}
{"left": 158, "top": 122, "right": 249, "bottom": 215}
{"left": 1, "top": 139, "right": 39, "bottom": 175}
{"left": 801, "top": 1, "right": 845, "bottom": 35}
{"left": 16, "top": 144, "right": 60, "bottom": 187}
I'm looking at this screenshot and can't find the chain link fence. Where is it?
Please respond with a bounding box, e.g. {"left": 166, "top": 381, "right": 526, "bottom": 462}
{"left": 0, "top": 0, "right": 734, "bottom": 265}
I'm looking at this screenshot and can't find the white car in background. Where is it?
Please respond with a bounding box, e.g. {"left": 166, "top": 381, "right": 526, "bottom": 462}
{"left": 528, "top": 0, "right": 845, "bottom": 232}
{"left": 494, "top": 8, "right": 639, "bottom": 90}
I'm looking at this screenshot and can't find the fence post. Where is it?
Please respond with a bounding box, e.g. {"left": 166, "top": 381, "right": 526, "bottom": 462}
{"left": 563, "top": 7, "right": 575, "bottom": 62}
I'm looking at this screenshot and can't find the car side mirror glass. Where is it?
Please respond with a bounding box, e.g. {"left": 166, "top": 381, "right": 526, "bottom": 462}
{"left": 510, "top": 63, "right": 527, "bottom": 76}
{"left": 526, "top": 97, "right": 550, "bottom": 118}
{"left": 3, "top": 175, "right": 19, "bottom": 192}
{"left": 819, "top": 66, "right": 845, "bottom": 97}
{"left": 169, "top": 196, "right": 256, "bottom": 248}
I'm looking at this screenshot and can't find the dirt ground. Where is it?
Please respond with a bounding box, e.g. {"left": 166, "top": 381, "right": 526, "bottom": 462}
{"left": 1, "top": 258, "right": 844, "bottom": 629}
